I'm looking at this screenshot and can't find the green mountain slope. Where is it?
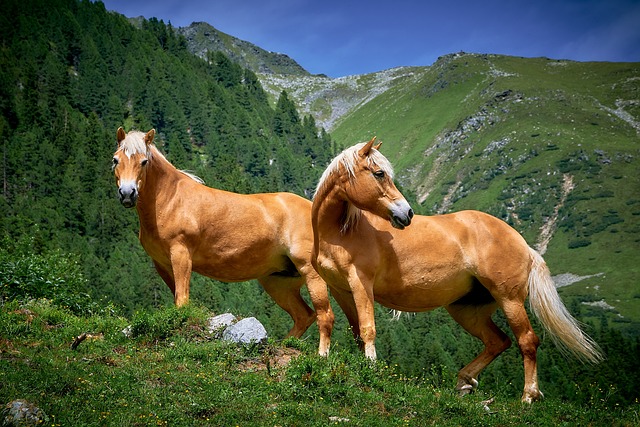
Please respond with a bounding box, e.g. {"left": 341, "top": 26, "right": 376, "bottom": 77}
{"left": 327, "top": 53, "right": 640, "bottom": 330}
{"left": 261, "top": 52, "right": 639, "bottom": 329}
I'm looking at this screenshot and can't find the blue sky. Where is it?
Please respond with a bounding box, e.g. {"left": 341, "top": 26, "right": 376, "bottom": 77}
{"left": 101, "top": 0, "right": 640, "bottom": 77}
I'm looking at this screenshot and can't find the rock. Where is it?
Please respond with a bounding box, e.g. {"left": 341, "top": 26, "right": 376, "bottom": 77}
{"left": 121, "top": 325, "right": 132, "bottom": 337}
{"left": 206, "top": 313, "right": 237, "bottom": 336}
{"left": 2, "top": 400, "right": 48, "bottom": 426}
{"left": 222, "top": 317, "right": 268, "bottom": 346}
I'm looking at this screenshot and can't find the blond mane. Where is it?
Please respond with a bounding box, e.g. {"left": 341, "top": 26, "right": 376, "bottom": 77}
{"left": 314, "top": 141, "right": 395, "bottom": 233}
{"left": 119, "top": 130, "right": 152, "bottom": 159}
{"left": 118, "top": 130, "right": 203, "bottom": 184}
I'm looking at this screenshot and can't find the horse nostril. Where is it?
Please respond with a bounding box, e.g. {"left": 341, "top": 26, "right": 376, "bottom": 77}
{"left": 408, "top": 208, "right": 414, "bottom": 219}
{"left": 118, "top": 186, "right": 137, "bottom": 200}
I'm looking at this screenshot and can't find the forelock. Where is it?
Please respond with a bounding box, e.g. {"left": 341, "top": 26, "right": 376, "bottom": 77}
{"left": 314, "top": 141, "right": 395, "bottom": 199}
{"left": 119, "top": 131, "right": 152, "bottom": 159}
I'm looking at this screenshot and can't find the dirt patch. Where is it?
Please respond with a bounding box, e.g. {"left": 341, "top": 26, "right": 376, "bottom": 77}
{"left": 237, "top": 347, "right": 302, "bottom": 373}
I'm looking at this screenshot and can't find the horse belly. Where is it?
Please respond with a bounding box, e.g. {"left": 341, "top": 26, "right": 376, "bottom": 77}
{"left": 192, "top": 248, "right": 285, "bottom": 282}
{"left": 374, "top": 274, "right": 473, "bottom": 312}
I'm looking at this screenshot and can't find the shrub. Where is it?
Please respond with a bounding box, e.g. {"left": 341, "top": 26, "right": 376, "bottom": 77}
{"left": 0, "top": 236, "right": 95, "bottom": 314}
{"left": 568, "top": 238, "right": 592, "bottom": 249}
{"left": 129, "top": 305, "right": 208, "bottom": 340}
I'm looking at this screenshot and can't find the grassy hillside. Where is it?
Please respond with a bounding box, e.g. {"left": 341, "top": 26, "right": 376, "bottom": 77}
{"left": 323, "top": 54, "right": 640, "bottom": 331}
{"left": 1, "top": 300, "right": 638, "bottom": 426}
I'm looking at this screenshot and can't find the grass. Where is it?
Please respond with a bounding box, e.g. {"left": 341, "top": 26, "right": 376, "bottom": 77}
{"left": 1, "top": 299, "right": 638, "bottom": 426}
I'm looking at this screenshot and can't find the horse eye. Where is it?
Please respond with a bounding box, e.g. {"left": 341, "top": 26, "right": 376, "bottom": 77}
{"left": 112, "top": 157, "right": 119, "bottom": 167}
{"left": 141, "top": 159, "right": 149, "bottom": 167}
{"left": 373, "top": 170, "right": 385, "bottom": 179}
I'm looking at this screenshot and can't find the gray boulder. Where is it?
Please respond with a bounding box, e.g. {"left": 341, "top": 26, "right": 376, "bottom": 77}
{"left": 222, "top": 317, "right": 268, "bottom": 346}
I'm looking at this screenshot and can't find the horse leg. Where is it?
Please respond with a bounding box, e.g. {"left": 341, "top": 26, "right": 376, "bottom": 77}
{"left": 328, "top": 286, "right": 362, "bottom": 346}
{"left": 501, "top": 299, "right": 543, "bottom": 403}
{"left": 445, "top": 303, "right": 512, "bottom": 396}
{"left": 153, "top": 260, "right": 176, "bottom": 296}
{"left": 347, "top": 275, "right": 377, "bottom": 360}
{"left": 258, "top": 276, "right": 317, "bottom": 339}
{"left": 299, "top": 267, "right": 335, "bottom": 356}
{"left": 169, "top": 245, "right": 192, "bottom": 307}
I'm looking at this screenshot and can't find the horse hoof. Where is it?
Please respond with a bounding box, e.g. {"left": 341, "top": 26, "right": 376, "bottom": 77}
{"left": 521, "top": 390, "right": 544, "bottom": 403}
{"left": 456, "top": 378, "right": 478, "bottom": 396}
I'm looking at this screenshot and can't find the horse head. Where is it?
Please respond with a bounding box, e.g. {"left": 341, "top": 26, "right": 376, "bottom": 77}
{"left": 344, "top": 137, "right": 414, "bottom": 229}
{"left": 112, "top": 127, "right": 155, "bottom": 208}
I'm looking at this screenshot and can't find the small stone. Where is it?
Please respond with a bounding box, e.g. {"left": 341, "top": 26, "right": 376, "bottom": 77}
{"left": 2, "top": 399, "right": 48, "bottom": 426}
{"left": 121, "top": 325, "right": 132, "bottom": 337}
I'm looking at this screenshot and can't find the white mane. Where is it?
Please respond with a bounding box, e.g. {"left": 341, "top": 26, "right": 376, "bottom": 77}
{"left": 118, "top": 130, "right": 204, "bottom": 184}
{"left": 119, "top": 131, "right": 151, "bottom": 159}
{"left": 314, "top": 141, "right": 395, "bottom": 233}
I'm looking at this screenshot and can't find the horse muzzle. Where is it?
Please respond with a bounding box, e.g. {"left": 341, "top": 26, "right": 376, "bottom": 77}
{"left": 389, "top": 200, "right": 414, "bottom": 229}
{"left": 118, "top": 182, "right": 138, "bottom": 208}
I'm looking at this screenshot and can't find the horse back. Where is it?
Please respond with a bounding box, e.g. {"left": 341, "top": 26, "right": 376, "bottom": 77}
{"left": 362, "top": 210, "right": 532, "bottom": 302}
{"left": 138, "top": 181, "right": 314, "bottom": 280}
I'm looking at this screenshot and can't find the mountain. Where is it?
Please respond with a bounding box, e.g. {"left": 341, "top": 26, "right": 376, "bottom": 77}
{"left": 258, "top": 66, "right": 419, "bottom": 131}
{"left": 174, "top": 21, "right": 414, "bottom": 131}
{"left": 3, "top": 0, "right": 639, "bottom": 335}
{"left": 176, "top": 21, "right": 310, "bottom": 76}
{"left": 3, "top": 2, "right": 640, "bottom": 397}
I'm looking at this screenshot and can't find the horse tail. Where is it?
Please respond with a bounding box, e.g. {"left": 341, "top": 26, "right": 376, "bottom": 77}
{"left": 527, "top": 247, "right": 603, "bottom": 364}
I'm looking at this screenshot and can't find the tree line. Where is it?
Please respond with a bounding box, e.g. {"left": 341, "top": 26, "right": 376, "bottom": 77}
{"left": 0, "top": 0, "right": 333, "bottom": 312}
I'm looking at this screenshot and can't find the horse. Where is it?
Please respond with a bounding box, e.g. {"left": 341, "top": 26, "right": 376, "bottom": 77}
{"left": 112, "top": 127, "right": 334, "bottom": 355}
{"left": 311, "top": 137, "right": 602, "bottom": 402}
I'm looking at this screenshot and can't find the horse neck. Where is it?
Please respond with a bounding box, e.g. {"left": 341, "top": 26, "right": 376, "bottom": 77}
{"left": 312, "top": 176, "right": 353, "bottom": 237}
{"left": 136, "top": 150, "right": 182, "bottom": 217}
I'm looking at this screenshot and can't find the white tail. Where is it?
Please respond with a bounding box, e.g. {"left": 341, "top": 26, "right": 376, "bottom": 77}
{"left": 527, "top": 248, "right": 603, "bottom": 364}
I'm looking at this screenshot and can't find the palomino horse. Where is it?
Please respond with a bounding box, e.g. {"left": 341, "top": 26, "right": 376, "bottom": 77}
{"left": 311, "top": 137, "right": 602, "bottom": 402}
{"left": 112, "top": 128, "right": 334, "bottom": 355}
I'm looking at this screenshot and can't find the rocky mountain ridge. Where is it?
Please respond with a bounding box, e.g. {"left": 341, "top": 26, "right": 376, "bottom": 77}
{"left": 176, "top": 21, "right": 309, "bottom": 76}
{"left": 175, "top": 21, "right": 424, "bottom": 131}
{"left": 259, "top": 66, "right": 423, "bottom": 130}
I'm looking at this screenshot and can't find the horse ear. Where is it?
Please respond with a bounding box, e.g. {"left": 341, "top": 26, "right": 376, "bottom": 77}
{"left": 116, "top": 127, "right": 126, "bottom": 144}
{"left": 373, "top": 141, "right": 382, "bottom": 151}
{"left": 144, "top": 129, "right": 155, "bottom": 146}
{"left": 358, "top": 136, "right": 377, "bottom": 157}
